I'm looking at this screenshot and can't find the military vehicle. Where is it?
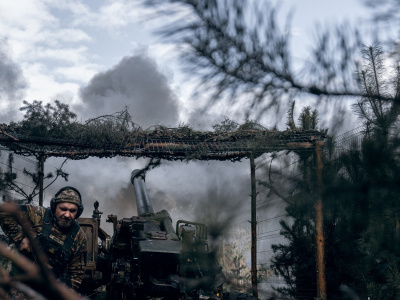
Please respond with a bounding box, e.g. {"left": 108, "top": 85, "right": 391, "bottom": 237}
{"left": 77, "top": 169, "right": 227, "bottom": 300}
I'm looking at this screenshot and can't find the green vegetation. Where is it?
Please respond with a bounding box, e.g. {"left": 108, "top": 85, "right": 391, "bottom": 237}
{"left": 267, "top": 45, "right": 400, "bottom": 299}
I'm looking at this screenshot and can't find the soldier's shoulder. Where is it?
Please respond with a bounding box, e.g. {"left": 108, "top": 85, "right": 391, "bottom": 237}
{"left": 25, "top": 205, "right": 46, "bottom": 224}
{"left": 76, "top": 226, "right": 88, "bottom": 245}
{"left": 25, "top": 204, "right": 46, "bottom": 214}
{"left": 77, "top": 226, "right": 87, "bottom": 238}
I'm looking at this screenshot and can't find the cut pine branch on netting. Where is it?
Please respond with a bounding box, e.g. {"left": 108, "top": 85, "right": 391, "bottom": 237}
{"left": 0, "top": 120, "right": 325, "bottom": 161}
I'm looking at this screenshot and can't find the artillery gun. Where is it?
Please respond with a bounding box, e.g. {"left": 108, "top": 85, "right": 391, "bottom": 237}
{"left": 77, "top": 169, "right": 227, "bottom": 299}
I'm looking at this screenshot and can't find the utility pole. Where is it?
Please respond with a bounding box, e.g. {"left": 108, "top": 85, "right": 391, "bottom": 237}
{"left": 250, "top": 152, "right": 258, "bottom": 298}
{"left": 314, "top": 141, "right": 326, "bottom": 299}
{"left": 38, "top": 154, "right": 45, "bottom": 207}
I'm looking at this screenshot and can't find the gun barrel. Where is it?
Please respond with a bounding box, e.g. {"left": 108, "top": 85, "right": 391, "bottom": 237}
{"left": 131, "top": 169, "right": 154, "bottom": 216}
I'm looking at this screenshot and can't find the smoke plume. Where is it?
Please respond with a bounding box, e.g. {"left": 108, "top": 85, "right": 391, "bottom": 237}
{"left": 78, "top": 53, "right": 180, "bottom": 129}
{"left": 0, "top": 40, "right": 27, "bottom": 123}
{"left": 44, "top": 52, "right": 251, "bottom": 243}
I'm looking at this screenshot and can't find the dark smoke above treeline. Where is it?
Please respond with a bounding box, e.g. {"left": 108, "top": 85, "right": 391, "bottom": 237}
{"left": 78, "top": 53, "right": 180, "bottom": 129}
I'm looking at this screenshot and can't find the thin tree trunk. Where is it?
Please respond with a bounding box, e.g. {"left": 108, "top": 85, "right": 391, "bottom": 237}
{"left": 250, "top": 152, "right": 258, "bottom": 298}
{"left": 314, "top": 142, "right": 326, "bottom": 299}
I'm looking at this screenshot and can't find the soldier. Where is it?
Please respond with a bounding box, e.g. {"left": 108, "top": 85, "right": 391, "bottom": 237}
{"left": 0, "top": 186, "right": 87, "bottom": 291}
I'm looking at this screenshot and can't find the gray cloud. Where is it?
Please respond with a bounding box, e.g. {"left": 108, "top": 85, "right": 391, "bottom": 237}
{"left": 0, "top": 40, "right": 27, "bottom": 123}
{"left": 43, "top": 51, "right": 251, "bottom": 241}
{"left": 78, "top": 53, "right": 180, "bottom": 129}
{"left": 54, "top": 51, "right": 184, "bottom": 234}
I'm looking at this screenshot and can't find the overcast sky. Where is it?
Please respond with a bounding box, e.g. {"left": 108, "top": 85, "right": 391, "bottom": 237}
{"left": 0, "top": 0, "right": 370, "bottom": 125}
{"left": 0, "top": 1, "right": 373, "bottom": 234}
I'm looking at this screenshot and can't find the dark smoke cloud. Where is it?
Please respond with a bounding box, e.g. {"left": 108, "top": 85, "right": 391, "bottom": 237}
{"left": 44, "top": 51, "right": 251, "bottom": 242}
{"left": 52, "top": 51, "right": 182, "bottom": 233}
{"left": 78, "top": 53, "right": 180, "bottom": 129}
{"left": 0, "top": 40, "right": 27, "bottom": 123}
{"left": 41, "top": 51, "right": 183, "bottom": 234}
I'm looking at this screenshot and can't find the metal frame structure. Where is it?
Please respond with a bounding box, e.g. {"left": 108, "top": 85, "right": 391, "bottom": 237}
{"left": 0, "top": 125, "right": 325, "bottom": 160}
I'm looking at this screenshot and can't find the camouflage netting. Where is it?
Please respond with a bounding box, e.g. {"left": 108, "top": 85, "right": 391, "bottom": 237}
{"left": 0, "top": 111, "right": 325, "bottom": 161}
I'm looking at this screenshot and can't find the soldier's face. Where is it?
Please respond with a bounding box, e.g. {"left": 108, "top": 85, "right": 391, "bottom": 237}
{"left": 54, "top": 202, "right": 78, "bottom": 229}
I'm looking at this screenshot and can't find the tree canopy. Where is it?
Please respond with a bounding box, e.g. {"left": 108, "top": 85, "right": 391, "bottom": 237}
{"left": 265, "top": 44, "right": 400, "bottom": 299}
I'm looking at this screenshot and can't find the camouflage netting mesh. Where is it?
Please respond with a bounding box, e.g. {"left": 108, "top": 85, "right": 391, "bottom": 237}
{"left": 0, "top": 111, "right": 325, "bottom": 161}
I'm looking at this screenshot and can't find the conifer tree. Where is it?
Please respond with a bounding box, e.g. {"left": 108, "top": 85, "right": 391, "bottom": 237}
{"left": 270, "top": 44, "right": 400, "bottom": 299}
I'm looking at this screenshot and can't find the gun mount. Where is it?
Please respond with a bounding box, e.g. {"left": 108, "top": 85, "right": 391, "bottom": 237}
{"left": 77, "top": 169, "right": 228, "bottom": 300}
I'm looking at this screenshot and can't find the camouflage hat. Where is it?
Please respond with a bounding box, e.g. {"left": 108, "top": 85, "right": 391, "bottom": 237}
{"left": 53, "top": 188, "right": 81, "bottom": 207}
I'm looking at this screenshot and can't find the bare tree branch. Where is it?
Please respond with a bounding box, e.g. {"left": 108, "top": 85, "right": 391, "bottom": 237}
{"left": 0, "top": 203, "right": 86, "bottom": 300}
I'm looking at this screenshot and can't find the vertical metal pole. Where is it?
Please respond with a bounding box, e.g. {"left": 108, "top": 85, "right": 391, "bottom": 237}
{"left": 38, "top": 154, "right": 45, "bottom": 207}
{"left": 250, "top": 152, "right": 258, "bottom": 298}
{"left": 314, "top": 142, "right": 326, "bottom": 299}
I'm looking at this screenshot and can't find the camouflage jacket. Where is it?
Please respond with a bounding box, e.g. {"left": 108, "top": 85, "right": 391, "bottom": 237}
{"left": 0, "top": 205, "right": 87, "bottom": 290}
